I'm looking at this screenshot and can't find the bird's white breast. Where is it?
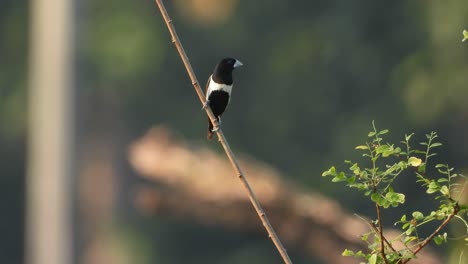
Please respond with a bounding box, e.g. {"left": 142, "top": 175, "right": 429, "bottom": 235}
{"left": 206, "top": 76, "right": 233, "bottom": 99}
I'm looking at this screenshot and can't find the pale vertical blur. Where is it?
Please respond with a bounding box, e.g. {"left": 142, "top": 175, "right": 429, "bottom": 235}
{"left": 26, "top": 0, "right": 75, "bottom": 263}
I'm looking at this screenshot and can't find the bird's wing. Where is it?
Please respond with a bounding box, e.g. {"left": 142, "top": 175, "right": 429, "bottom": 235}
{"left": 205, "top": 75, "right": 212, "bottom": 100}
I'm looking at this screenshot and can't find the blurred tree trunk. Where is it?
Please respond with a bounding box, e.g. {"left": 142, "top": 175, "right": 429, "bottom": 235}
{"left": 26, "top": 0, "right": 76, "bottom": 263}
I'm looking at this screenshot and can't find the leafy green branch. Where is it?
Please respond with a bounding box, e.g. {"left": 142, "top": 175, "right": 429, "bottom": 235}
{"left": 322, "top": 122, "right": 468, "bottom": 264}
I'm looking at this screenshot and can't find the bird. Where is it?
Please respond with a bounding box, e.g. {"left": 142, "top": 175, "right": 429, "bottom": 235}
{"left": 203, "top": 58, "right": 243, "bottom": 140}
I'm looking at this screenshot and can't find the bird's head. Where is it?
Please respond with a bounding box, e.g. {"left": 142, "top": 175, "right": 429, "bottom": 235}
{"left": 216, "top": 58, "right": 243, "bottom": 74}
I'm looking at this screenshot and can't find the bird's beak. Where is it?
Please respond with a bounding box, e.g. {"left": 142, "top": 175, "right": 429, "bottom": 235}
{"left": 234, "top": 60, "right": 243, "bottom": 68}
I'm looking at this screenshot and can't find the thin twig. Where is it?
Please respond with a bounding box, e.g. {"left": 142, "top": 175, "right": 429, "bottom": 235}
{"left": 369, "top": 222, "right": 399, "bottom": 255}
{"left": 355, "top": 213, "right": 399, "bottom": 255}
{"left": 376, "top": 203, "right": 389, "bottom": 264}
{"left": 152, "top": 1, "right": 293, "bottom": 263}
{"left": 401, "top": 204, "right": 460, "bottom": 264}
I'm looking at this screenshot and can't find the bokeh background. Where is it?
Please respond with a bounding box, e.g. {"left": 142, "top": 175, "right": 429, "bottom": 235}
{"left": 1, "top": 0, "right": 468, "bottom": 263}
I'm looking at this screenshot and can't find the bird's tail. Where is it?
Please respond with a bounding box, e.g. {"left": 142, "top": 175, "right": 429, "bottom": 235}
{"left": 207, "top": 117, "right": 215, "bottom": 140}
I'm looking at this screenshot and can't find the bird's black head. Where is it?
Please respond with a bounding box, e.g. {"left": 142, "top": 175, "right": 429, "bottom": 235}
{"left": 212, "top": 58, "right": 243, "bottom": 85}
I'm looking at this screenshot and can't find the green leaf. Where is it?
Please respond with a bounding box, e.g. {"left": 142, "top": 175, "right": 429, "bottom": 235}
{"left": 400, "top": 214, "right": 407, "bottom": 222}
{"left": 412, "top": 211, "right": 424, "bottom": 220}
{"left": 406, "top": 226, "right": 415, "bottom": 235}
{"left": 433, "top": 233, "right": 447, "bottom": 245}
{"left": 355, "top": 145, "right": 368, "bottom": 150}
{"left": 368, "top": 131, "right": 376, "bottom": 137}
{"left": 427, "top": 181, "right": 440, "bottom": 194}
{"left": 361, "top": 233, "right": 369, "bottom": 241}
{"left": 385, "top": 191, "right": 405, "bottom": 206}
{"left": 350, "top": 162, "right": 359, "bottom": 170}
{"left": 386, "top": 252, "right": 400, "bottom": 262}
{"left": 463, "top": 30, "right": 468, "bottom": 42}
{"left": 405, "top": 133, "right": 414, "bottom": 141}
{"left": 433, "top": 236, "right": 443, "bottom": 245}
{"left": 382, "top": 149, "right": 393, "bottom": 157}
{"left": 378, "top": 129, "right": 389, "bottom": 135}
{"left": 440, "top": 185, "right": 450, "bottom": 196}
{"left": 418, "top": 163, "right": 426, "bottom": 173}
{"left": 404, "top": 236, "right": 417, "bottom": 245}
{"left": 430, "top": 142, "right": 442, "bottom": 148}
{"left": 376, "top": 145, "right": 389, "bottom": 154}
{"left": 371, "top": 193, "right": 381, "bottom": 203}
{"left": 332, "top": 176, "right": 346, "bottom": 182}
{"left": 342, "top": 249, "right": 354, "bottom": 256}
{"left": 322, "top": 166, "right": 336, "bottom": 177}
{"left": 408, "top": 157, "right": 422, "bottom": 167}
{"left": 368, "top": 253, "right": 378, "bottom": 264}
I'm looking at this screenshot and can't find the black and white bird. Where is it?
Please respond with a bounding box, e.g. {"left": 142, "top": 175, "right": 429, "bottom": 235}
{"left": 204, "top": 58, "right": 243, "bottom": 140}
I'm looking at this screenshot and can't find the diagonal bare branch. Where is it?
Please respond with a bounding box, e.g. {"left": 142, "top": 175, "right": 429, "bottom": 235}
{"left": 153, "top": 1, "right": 293, "bottom": 263}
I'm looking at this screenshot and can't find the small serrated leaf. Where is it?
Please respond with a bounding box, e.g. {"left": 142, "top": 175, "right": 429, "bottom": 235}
{"left": 342, "top": 249, "right": 354, "bottom": 256}
{"left": 379, "top": 129, "right": 389, "bottom": 135}
{"left": 332, "top": 176, "right": 345, "bottom": 182}
{"left": 401, "top": 214, "right": 407, "bottom": 222}
{"left": 412, "top": 211, "right": 424, "bottom": 220}
{"left": 368, "top": 253, "right": 378, "bottom": 264}
{"left": 361, "top": 233, "right": 369, "bottom": 241}
{"left": 418, "top": 163, "right": 426, "bottom": 173}
{"left": 322, "top": 166, "right": 337, "bottom": 177}
{"left": 408, "top": 157, "right": 422, "bottom": 167}
{"left": 440, "top": 185, "right": 450, "bottom": 196}
{"left": 405, "top": 133, "right": 414, "bottom": 141}
{"left": 371, "top": 193, "right": 381, "bottom": 203}
{"left": 433, "top": 234, "right": 447, "bottom": 245}
{"left": 404, "top": 236, "right": 417, "bottom": 245}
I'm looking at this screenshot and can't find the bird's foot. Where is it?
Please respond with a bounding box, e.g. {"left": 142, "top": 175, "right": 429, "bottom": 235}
{"left": 202, "top": 100, "right": 210, "bottom": 110}
{"left": 211, "top": 125, "right": 220, "bottom": 132}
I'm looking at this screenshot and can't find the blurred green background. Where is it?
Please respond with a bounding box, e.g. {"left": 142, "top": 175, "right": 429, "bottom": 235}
{"left": 1, "top": 0, "right": 467, "bottom": 263}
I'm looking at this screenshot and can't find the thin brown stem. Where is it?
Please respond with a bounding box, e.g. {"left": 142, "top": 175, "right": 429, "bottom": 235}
{"left": 401, "top": 204, "right": 459, "bottom": 264}
{"left": 153, "top": 1, "right": 293, "bottom": 263}
{"left": 375, "top": 203, "right": 389, "bottom": 264}
{"left": 370, "top": 222, "right": 399, "bottom": 255}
